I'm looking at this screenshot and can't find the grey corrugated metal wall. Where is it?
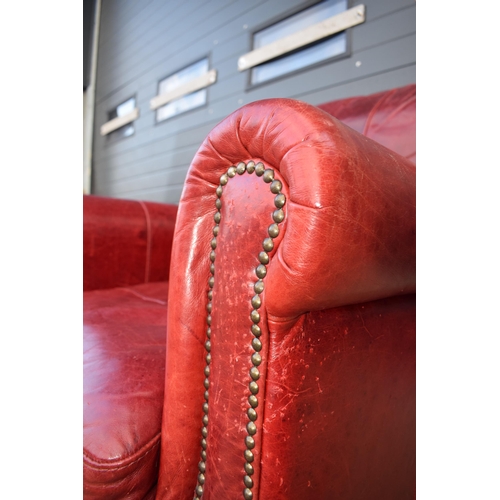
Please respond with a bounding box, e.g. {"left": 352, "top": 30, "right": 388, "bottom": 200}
{"left": 91, "top": 0, "right": 415, "bottom": 204}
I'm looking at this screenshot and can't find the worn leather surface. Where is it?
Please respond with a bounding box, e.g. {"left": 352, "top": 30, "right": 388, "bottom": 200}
{"left": 260, "top": 295, "right": 416, "bottom": 499}
{"left": 83, "top": 282, "right": 169, "bottom": 499}
{"left": 202, "top": 172, "right": 288, "bottom": 499}
{"left": 317, "top": 84, "right": 416, "bottom": 164}
{"left": 156, "top": 92, "right": 415, "bottom": 499}
{"left": 84, "top": 195, "right": 177, "bottom": 291}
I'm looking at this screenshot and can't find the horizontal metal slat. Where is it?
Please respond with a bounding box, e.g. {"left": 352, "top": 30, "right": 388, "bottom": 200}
{"left": 238, "top": 4, "right": 366, "bottom": 71}
{"left": 149, "top": 69, "right": 218, "bottom": 110}
{"left": 100, "top": 108, "right": 140, "bottom": 136}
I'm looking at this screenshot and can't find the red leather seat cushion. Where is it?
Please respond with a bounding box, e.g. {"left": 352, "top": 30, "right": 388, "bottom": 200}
{"left": 83, "top": 282, "right": 169, "bottom": 499}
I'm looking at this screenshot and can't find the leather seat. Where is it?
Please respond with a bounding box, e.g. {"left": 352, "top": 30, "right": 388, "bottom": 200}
{"left": 83, "top": 197, "right": 177, "bottom": 498}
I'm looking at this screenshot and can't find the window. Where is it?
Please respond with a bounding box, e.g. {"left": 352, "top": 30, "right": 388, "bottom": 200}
{"left": 153, "top": 58, "right": 216, "bottom": 122}
{"left": 101, "top": 96, "right": 138, "bottom": 139}
{"left": 239, "top": 0, "right": 364, "bottom": 85}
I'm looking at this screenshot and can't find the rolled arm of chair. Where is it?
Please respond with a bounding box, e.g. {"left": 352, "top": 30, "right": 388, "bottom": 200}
{"left": 157, "top": 98, "right": 415, "bottom": 499}
{"left": 83, "top": 195, "right": 178, "bottom": 291}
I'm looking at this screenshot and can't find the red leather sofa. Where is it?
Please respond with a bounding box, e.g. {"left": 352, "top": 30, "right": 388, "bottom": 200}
{"left": 83, "top": 84, "right": 416, "bottom": 499}
{"left": 83, "top": 196, "right": 177, "bottom": 498}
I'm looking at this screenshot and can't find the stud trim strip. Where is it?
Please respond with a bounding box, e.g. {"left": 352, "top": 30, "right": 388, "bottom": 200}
{"left": 193, "top": 161, "right": 286, "bottom": 500}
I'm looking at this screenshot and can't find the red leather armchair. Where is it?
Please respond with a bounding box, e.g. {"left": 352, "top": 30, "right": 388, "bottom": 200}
{"left": 83, "top": 84, "right": 415, "bottom": 499}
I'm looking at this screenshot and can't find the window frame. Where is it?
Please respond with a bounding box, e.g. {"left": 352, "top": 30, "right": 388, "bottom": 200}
{"left": 154, "top": 55, "right": 213, "bottom": 125}
{"left": 244, "top": 0, "right": 354, "bottom": 90}
{"left": 103, "top": 95, "right": 138, "bottom": 143}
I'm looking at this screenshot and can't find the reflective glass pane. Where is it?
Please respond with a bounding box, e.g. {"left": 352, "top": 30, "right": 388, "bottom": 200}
{"left": 157, "top": 58, "right": 209, "bottom": 122}
{"left": 116, "top": 97, "right": 136, "bottom": 117}
{"left": 108, "top": 96, "right": 136, "bottom": 140}
{"left": 251, "top": 0, "right": 348, "bottom": 85}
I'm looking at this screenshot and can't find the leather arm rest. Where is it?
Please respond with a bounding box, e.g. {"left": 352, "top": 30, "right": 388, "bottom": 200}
{"left": 157, "top": 98, "right": 415, "bottom": 499}
{"left": 83, "top": 195, "right": 177, "bottom": 291}
{"left": 172, "top": 98, "right": 415, "bottom": 318}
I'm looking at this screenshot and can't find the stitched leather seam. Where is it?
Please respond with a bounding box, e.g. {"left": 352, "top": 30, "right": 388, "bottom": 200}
{"left": 83, "top": 434, "right": 160, "bottom": 471}
{"left": 118, "top": 286, "right": 168, "bottom": 305}
{"left": 138, "top": 200, "right": 152, "bottom": 284}
{"left": 362, "top": 88, "right": 395, "bottom": 136}
{"left": 380, "top": 97, "right": 415, "bottom": 127}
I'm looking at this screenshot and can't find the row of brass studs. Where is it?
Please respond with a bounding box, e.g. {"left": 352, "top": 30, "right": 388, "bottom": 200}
{"left": 193, "top": 160, "right": 286, "bottom": 500}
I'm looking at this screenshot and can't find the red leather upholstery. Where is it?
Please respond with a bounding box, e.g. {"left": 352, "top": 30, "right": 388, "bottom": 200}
{"left": 82, "top": 85, "right": 415, "bottom": 499}
{"left": 84, "top": 283, "right": 168, "bottom": 499}
{"left": 83, "top": 196, "right": 177, "bottom": 499}
{"left": 156, "top": 89, "right": 415, "bottom": 499}
{"left": 317, "top": 84, "right": 416, "bottom": 165}
{"left": 260, "top": 296, "right": 415, "bottom": 499}
{"left": 84, "top": 195, "right": 177, "bottom": 291}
